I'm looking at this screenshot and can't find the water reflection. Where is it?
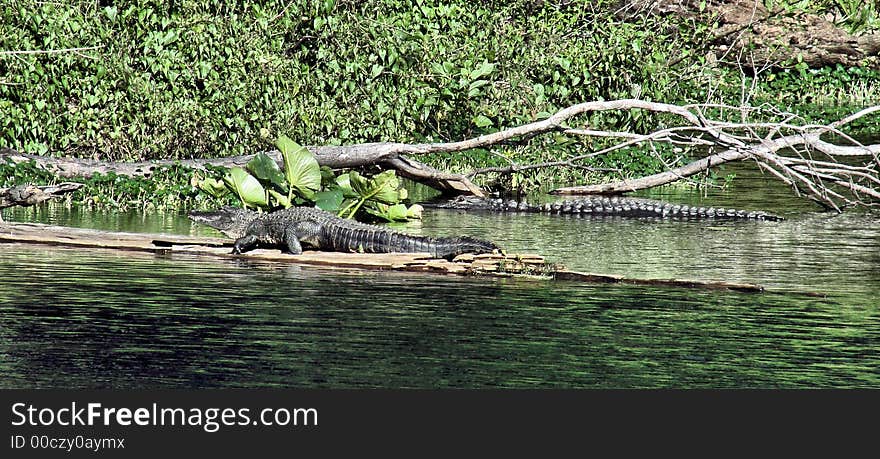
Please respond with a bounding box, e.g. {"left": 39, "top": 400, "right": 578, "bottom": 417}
{"left": 1, "top": 245, "right": 877, "bottom": 388}
{"left": 1, "top": 164, "right": 878, "bottom": 388}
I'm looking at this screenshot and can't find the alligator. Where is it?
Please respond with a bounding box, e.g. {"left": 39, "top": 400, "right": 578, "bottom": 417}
{"left": 189, "top": 205, "right": 499, "bottom": 259}
{"left": 427, "top": 196, "right": 783, "bottom": 221}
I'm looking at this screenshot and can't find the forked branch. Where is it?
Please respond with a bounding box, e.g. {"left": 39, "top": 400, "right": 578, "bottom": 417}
{"left": 2, "top": 99, "right": 877, "bottom": 209}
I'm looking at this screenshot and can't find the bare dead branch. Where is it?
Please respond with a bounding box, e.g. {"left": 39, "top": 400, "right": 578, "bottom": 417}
{"left": 1, "top": 98, "right": 877, "bottom": 208}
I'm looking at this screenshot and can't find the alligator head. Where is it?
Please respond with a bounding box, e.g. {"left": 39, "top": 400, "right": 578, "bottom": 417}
{"left": 188, "top": 205, "right": 258, "bottom": 238}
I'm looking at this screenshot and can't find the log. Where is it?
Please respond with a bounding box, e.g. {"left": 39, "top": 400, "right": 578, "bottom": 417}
{"left": 0, "top": 182, "right": 83, "bottom": 209}
{"left": 0, "top": 222, "right": 545, "bottom": 276}
{"left": 0, "top": 221, "right": 767, "bottom": 292}
{"left": 553, "top": 270, "right": 764, "bottom": 293}
{"left": 0, "top": 147, "right": 484, "bottom": 197}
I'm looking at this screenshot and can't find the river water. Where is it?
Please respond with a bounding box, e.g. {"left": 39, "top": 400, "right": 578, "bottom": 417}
{"left": 1, "top": 167, "right": 878, "bottom": 388}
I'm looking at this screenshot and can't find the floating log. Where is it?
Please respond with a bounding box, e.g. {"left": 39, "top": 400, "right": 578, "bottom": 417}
{"left": 553, "top": 270, "right": 764, "bottom": 293}
{"left": 0, "top": 183, "right": 83, "bottom": 220}
{"left": 0, "top": 222, "right": 547, "bottom": 276}
{"left": 0, "top": 221, "right": 766, "bottom": 292}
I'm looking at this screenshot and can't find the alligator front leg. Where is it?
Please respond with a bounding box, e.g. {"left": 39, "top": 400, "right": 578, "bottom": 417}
{"left": 232, "top": 220, "right": 267, "bottom": 254}
{"left": 232, "top": 234, "right": 259, "bottom": 254}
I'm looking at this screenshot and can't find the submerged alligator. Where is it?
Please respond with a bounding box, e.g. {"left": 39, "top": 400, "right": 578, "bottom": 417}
{"left": 428, "top": 196, "right": 783, "bottom": 221}
{"left": 189, "top": 206, "right": 498, "bottom": 259}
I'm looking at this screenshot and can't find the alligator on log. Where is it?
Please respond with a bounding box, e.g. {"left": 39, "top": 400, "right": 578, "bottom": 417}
{"left": 427, "top": 196, "right": 783, "bottom": 221}
{"left": 189, "top": 205, "right": 499, "bottom": 259}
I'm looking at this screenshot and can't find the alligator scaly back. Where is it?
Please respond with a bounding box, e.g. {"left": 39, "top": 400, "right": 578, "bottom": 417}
{"left": 189, "top": 206, "right": 499, "bottom": 259}
{"left": 431, "top": 196, "right": 783, "bottom": 221}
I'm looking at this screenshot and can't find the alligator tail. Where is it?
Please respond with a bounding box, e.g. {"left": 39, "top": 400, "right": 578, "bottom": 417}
{"left": 539, "top": 198, "right": 784, "bottom": 221}
{"left": 326, "top": 227, "right": 498, "bottom": 259}
{"left": 382, "top": 233, "right": 498, "bottom": 259}
{"left": 459, "top": 197, "right": 783, "bottom": 221}
{"left": 424, "top": 235, "right": 499, "bottom": 259}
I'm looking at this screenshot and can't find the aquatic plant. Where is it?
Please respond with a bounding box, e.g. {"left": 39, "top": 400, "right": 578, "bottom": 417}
{"left": 200, "top": 136, "right": 422, "bottom": 221}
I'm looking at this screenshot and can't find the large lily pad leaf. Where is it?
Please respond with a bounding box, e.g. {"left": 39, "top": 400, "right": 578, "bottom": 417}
{"left": 406, "top": 204, "right": 423, "bottom": 219}
{"left": 277, "top": 136, "right": 320, "bottom": 199}
{"left": 197, "top": 177, "right": 230, "bottom": 198}
{"left": 349, "top": 170, "right": 402, "bottom": 205}
{"left": 334, "top": 173, "right": 358, "bottom": 198}
{"left": 247, "top": 152, "right": 288, "bottom": 192}
{"left": 315, "top": 188, "right": 344, "bottom": 211}
{"left": 365, "top": 202, "right": 421, "bottom": 222}
{"left": 224, "top": 167, "right": 267, "bottom": 208}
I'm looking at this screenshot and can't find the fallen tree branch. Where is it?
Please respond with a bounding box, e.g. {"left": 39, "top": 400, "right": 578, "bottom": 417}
{"left": 2, "top": 98, "right": 878, "bottom": 208}
{"left": 0, "top": 182, "right": 83, "bottom": 221}
{"left": 552, "top": 147, "right": 752, "bottom": 194}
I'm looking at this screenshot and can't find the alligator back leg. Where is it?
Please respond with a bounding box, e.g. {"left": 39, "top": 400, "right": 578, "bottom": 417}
{"left": 282, "top": 220, "right": 327, "bottom": 255}
{"left": 283, "top": 226, "right": 304, "bottom": 255}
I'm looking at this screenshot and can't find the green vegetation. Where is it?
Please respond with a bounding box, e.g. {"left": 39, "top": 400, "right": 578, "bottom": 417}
{"left": 0, "top": 1, "right": 706, "bottom": 160}
{"left": 1, "top": 0, "right": 878, "bottom": 207}
{"left": 201, "top": 136, "right": 422, "bottom": 221}
{"left": 0, "top": 157, "right": 229, "bottom": 209}
{"left": 766, "top": 0, "right": 880, "bottom": 33}
{"left": 758, "top": 65, "right": 880, "bottom": 115}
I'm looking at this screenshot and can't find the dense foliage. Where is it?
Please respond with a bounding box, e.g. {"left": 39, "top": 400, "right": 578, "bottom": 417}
{"left": 1, "top": 0, "right": 878, "bottom": 205}
{"left": 0, "top": 1, "right": 718, "bottom": 158}
{"left": 202, "top": 136, "right": 422, "bottom": 221}
{"left": 0, "top": 158, "right": 227, "bottom": 209}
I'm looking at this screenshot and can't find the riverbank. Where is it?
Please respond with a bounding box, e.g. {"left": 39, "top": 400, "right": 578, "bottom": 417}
{"left": 2, "top": 1, "right": 878, "bottom": 192}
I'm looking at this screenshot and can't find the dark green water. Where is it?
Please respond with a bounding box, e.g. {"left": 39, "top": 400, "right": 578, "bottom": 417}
{"left": 1, "top": 167, "right": 878, "bottom": 388}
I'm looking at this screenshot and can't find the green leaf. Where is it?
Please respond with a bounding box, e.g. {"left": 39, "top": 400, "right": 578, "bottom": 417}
{"left": 473, "top": 114, "right": 493, "bottom": 128}
{"left": 470, "top": 61, "right": 495, "bottom": 80}
{"left": 224, "top": 167, "right": 267, "bottom": 208}
{"left": 320, "top": 166, "right": 337, "bottom": 187}
{"left": 342, "top": 170, "right": 403, "bottom": 219}
{"left": 348, "top": 170, "right": 371, "bottom": 197}
{"left": 197, "top": 177, "right": 229, "bottom": 198}
{"left": 277, "top": 136, "right": 320, "bottom": 199}
{"left": 246, "top": 152, "right": 288, "bottom": 192}
{"left": 366, "top": 170, "right": 402, "bottom": 204}
{"left": 314, "top": 188, "right": 344, "bottom": 211}
{"left": 334, "top": 173, "right": 358, "bottom": 198}
{"left": 386, "top": 203, "right": 410, "bottom": 221}
{"left": 268, "top": 189, "right": 291, "bottom": 208}
{"left": 364, "top": 203, "right": 404, "bottom": 222}
{"left": 406, "top": 204, "right": 424, "bottom": 219}
{"left": 468, "top": 79, "right": 489, "bottom": 91}
{"left": 365, "top": 202, "right": 422, "bottom": 222}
